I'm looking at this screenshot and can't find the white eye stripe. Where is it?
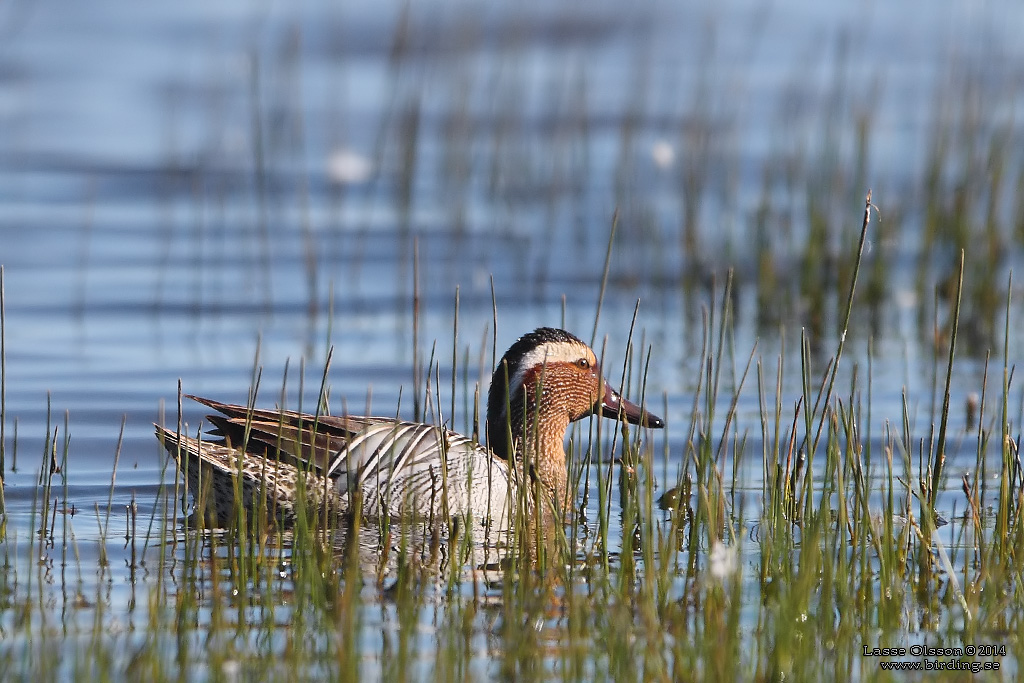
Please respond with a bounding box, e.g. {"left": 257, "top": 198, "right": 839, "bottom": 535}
{"left": 507, "top": 342, "right": 593, "bottom": 398}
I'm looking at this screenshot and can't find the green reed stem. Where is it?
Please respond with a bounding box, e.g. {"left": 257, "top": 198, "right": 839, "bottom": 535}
{"left": 929, "top": 249, "right": 963, "bottom": 509}
{"left": 808, "top": 191, "right": 873, "bottom": 458}
{"left": 591, "top": 209, "right": 618, "bottom": 347}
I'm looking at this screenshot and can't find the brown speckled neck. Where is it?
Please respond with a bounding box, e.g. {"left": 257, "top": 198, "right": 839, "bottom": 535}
{"left": 488, "top": 362, "right": 581, "bottom": 517}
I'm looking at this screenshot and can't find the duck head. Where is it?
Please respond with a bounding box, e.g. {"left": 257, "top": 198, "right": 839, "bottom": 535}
{"left": 486, "top": 327, "right": 664, "bottom": 463}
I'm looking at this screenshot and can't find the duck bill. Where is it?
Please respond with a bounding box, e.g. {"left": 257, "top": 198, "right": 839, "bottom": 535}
{"left": 600, "top": 384, "right": 664, "bottom": 428}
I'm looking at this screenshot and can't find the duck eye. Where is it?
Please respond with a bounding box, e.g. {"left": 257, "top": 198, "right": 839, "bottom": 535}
{"left": 576, "top": 358, "right": 590, "bottom": 370}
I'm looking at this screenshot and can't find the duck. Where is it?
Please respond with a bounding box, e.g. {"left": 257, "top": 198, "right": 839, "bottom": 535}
{"left": 156, "top": 327, "right": 664, "bottom": 531}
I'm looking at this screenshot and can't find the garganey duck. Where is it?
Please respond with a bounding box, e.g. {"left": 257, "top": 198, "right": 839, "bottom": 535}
{"left": 156, "top": 327, "right": 663, "bottom": 531}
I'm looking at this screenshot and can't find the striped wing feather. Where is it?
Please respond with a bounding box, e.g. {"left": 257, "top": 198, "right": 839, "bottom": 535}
{"left": 330, "top": 420, "right": 513, "bottom": 527}
{"left": 175, "top": 397, "right": 515, "bottom": 528}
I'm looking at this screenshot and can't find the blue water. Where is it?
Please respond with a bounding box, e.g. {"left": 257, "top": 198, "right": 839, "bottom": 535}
{"left": 1, "top": 0, "right": 1023, "bottom": 675}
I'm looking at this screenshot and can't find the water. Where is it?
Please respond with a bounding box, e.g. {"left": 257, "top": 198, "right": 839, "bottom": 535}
{"left": 2, "top": 0, "right": 1023, "bottom": 677}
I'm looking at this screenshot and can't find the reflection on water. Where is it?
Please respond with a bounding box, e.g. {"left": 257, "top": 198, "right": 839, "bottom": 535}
{"left": 2, "top": 0, "right": 1024, "bottom": 677}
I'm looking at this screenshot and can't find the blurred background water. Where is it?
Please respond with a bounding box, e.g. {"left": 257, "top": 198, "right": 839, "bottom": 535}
{"left": 1, "top": 0, "right": 1024, "bottom": 604}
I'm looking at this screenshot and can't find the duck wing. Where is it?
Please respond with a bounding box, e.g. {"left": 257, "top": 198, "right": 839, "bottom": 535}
{"left": 328, "top": 419, "right": 512, "bottom": 524}
{"left": 188, "top": 395, "right": 382, "bottom": 475}
{"left": 183, "top": 396, "right": 512, "bottom": 524}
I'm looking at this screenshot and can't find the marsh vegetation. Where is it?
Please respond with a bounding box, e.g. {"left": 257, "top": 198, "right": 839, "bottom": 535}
{"left": 2, "top": 1, "right": 1024, "bottom": 680}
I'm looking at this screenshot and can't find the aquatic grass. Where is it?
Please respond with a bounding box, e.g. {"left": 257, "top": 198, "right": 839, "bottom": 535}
{"left": 9, "top": 14, "right": 1024, "bottom": 680}
{"left": 4, "top": 268, "right": 1024, "bottom": 682}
